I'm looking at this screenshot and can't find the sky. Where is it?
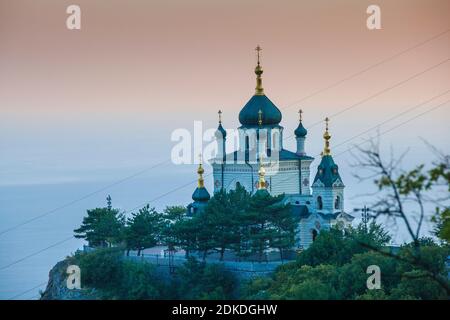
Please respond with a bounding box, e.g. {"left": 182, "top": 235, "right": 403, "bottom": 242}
{"left": 0, "top": 0, "right": 449, "bottom": 236}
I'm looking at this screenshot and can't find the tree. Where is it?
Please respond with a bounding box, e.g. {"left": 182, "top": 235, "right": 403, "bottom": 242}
{"left": 243, "top": 223, "right": 449, "bottom": 300}
{"left": 201, "top": 189, "right": 242, "bottom": 260}
{"left": 244, "top": 190, "right": 295, "bottom": 261}
{"left": 161, "top": 206, "right": 188, "bottom": 251}
{"left": 171, "top": 218, "right": 199, "bottom": 258}
{"left": 269, "top": 201, "right": 296, "bottom": 261}
{"left": 124, "top": 205, "right": 163, "bottom": 256}
{"left": 74, "top": 196, "right": 125, "bottom": 247}
{"left": 352, "top": 140, "right": 450, "bottom": 294}
{"left": 173, "top": 257, "right": 237, "bottom": 299}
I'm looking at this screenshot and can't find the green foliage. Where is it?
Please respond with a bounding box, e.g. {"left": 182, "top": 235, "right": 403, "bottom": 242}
{"left": 337, "top": 251, "right": 398, "bottom": 299}
{"left": 73, "top": 250, "right": 237, "bottom": 300}
{"left": 296, "top": 222, "right": 391, "bottom": 268}
{"left": 76, "top": 247, "right": 124, "bottom": 294}
{"left": 165, "top": 186, "right": 296, "bottom": 261}
{"left": 389, "top": 269, "right": 448, "bottom": 300}
{"left": 244, "top": 190, "right": 294, "bottom": 260}
{"left": 173, "top": 257, "right": 237, "bottom": 299}
{"left": 124, "top": 205, "right": 163, "bottom": 255}
{"left": 243, "top": 223, "right": 450, "bottom": 300}
{"left": 117, "top": 261, "right": 165, "bottom": 299}
{"left": 433, "top": 207, "right": 450, "bottom": 243}
{"left": 74, "top": 197, "right": 125, "bottom": 247}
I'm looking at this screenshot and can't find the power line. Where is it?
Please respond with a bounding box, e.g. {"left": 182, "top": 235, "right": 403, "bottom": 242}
{"left": 267, "top": 97, "right": 450, "bottom": 188}
{"left": 280, "top": 28, "right": 450, "bottom": 112}
{"left": 283, "top": 58, "right": 450, "bottom": 142}
{"left": 0, "top": 236, "right": 74, "bottom": 271}
{"left": 7, "top": 96, "right": 448, "bottom": 297}
{"left": 333, "top": 99, "right": 450, "bottom": 159}
{"left": 124, "top": 172, "right": 213, "bottom": 214}
{"left": 0, "top": 159, "right": 171, "bottom": 237}
{"left": 8, "top": 281, "right": 47, "bottom": 300}
{"left": 4, "top": 90, "right": 448, "bottom": 273}
{"left": 1, "top": 29, "right": 447, "bottom": 238}
{"left": 330, "top": 89, "right": 450, "bottom": 152}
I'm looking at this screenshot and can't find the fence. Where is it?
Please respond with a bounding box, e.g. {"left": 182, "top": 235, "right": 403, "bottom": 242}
{"left": 126, "top": 252, "right": 286, "bottom": 278}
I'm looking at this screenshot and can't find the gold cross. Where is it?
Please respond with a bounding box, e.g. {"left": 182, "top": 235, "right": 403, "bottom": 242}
{"left": 255, "top": 45, "right": 262, "bottom": 65}
{"left": 218, "top": 110, "right": 222, "bottom": 123}
{"left": 325, "top": 117, "right": 329, "bottom": 131}
{"left": 299, "top": 109, "right": 303, "bottom": 122}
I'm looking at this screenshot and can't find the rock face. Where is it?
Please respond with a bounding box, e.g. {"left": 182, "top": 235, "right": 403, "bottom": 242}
{"left": 41, "top": 259, "right": 98, "bottom": 300}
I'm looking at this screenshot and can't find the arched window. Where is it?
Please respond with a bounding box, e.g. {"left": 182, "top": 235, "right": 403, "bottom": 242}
{"left": 312, "top": 229, "right": 318, "bottom": 242}
{"left": 245, "top": 136, "right": 250, "bottom": 151}
{"left": 335, "top": 196, "right": 340, "bottom": 209}
{"left": 272, "top": 131, "right": 279, "bottom": 150}
{"left": 317, "top": 196, "right": 323, "bottom": 210}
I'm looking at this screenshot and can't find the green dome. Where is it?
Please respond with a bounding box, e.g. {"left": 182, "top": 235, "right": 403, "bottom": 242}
{"left": 239, "top": 95, "right": 282, "bottom": 126}
{"left": 192, "top": 187, "right": 210, "bottom": 202}
{"left": 295, "top": 122, "right": 307, "bottom": 137}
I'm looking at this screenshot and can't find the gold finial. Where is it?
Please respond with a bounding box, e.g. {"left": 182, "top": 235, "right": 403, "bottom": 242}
{"left": 258, "top": 109, "right": 263, "bottom": 126}
{"left": 254, "top": 45, "right": 264, "bottom": 95}
{"left": 257, "top": 161, "right": 266, "bottom": 190}
{"left": 299, "top": 109, "right": 303, "bottom": 122}
{"left": 197, "top": 154, "right": 205, "bottom": 188}
{"left": 323, "top": 117, "right": 331, "bottom": 156}
{"left": 218, "top": 110, "right": 222, "bottom": 124}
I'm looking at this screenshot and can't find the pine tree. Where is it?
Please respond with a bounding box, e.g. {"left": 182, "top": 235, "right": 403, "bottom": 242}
{"left": 74, "top": 196, "right": 125, "bottom": 247}
{"left": 124, "top": 205, "right": 163, "bottom": 256}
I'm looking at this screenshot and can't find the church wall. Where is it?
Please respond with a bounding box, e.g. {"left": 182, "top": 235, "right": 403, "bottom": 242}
{"left": 213, "top": 160, "right": 310, "bottom": 195}
{"left": 311, "top": 186, "right": 344, "bottom": 214}
{"left": 300, "top": 160, "right": 313, "bottom": 195}
{"left": 297, "top": 213, "right": 331, "bottom": 249}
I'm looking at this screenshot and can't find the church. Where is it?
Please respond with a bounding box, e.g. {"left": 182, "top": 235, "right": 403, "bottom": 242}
{"left": 187, "top": 47, "right": 354, "bottom": 249}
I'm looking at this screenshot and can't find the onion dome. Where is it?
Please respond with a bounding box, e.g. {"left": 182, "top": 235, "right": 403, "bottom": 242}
{"left": 294, "top": 109, "right": 307, "bottom": 137}
{"left": 238, "top": 46, "right": 282, "bottom": 127}
{"left": 239, "top": 95, "right": 282, "bottom": 126}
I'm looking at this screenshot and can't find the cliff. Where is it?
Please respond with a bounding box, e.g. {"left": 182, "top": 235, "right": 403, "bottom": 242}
{"left": 40, "top": 258, "right": 99, "bottom": 300}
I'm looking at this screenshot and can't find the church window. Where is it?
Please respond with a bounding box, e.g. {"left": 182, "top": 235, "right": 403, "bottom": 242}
{"left": 272, "top": 131, "right": 279, "bottom": 150}
{"left": 245, "top": 136, "right": 250, "bottom": 151}
{"left": 335, "top": 196, "right": 340, "bottom": 209}
{"left": 317, "top": 196, "right": 323, "bottom": 210}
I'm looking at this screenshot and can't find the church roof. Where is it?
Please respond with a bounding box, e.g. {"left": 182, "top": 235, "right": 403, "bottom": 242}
{"left": 313, "top": 155, "right": 343, "bottom": 187}
{"left": 291, "top": 205, "right": 352, "bottom": 220}
{"left": 239, "top": 94, "right": 282, "bottom": 126}
{"left": 294, "top": 122, "right": 307, "bottom": 137}
{"left": 192, "top": 187, "right": 210, "bottom": 202}
{"left": 224, "top": 149, "right": 314, "bottom": 162}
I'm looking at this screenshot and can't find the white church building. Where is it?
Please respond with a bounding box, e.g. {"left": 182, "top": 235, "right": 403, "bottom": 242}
{"left": 188, "top": 47, "right": 353, "bottom": 249}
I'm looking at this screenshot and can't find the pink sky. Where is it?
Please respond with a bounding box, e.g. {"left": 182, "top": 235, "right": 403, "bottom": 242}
{"left": 0, "top": 0, "right": 449, "bottom": 186}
